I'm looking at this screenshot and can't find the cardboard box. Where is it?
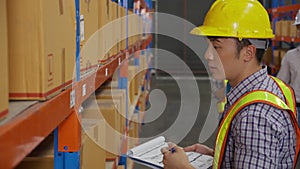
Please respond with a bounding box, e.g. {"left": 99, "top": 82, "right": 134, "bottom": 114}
{"left": 273, "top": 49, "right": 281, "bottom": 66}
{"left": 262, "top": 47, "right": 272, "bottom": 65}
{"left": 97, "top": 100, "right": 121, "bottom": 159}
{"left": 109, "top": 1, "right": 119, "bottom": 56}
{"left": 128, "top": 66, "right": 140, "bottom": 104}
{"left": 7, "top": 0, "right": 76, "bottom": 100}
{"left": 16, "top": 135, "right": 54, "bottom": 169}
{"left": 0, "top": 0, "right": 9, "bottom": 120}
{"left": 290, "top": 21, "right": 298, "bottom": 37}
{"left": 120, "top": 6, "right": 127, "bottom": 51}
{"left": 128, "top": 11, "right": 139, "bottom": 46}
{"left": 81, "top": 119, "right": 106, "bottom": 169}
{"left": 98, "top": 0, "right": 109, "bottom": 61}
{"left": 95, "top": 89, "right": 126, "bottom": 135}
{"left": 281, "top": 20, "right": 291, "bottom": 37}
{"left": 84, "top": 96, "right": 124, "bottom": 159}
{"left": 275, "top": 20, "right": 282, "bottom": 36}
{"left": 80, "top": 0, "right": 100, "bottom": 76}
{"left": 95, "top": 89, "right": 126, "bottom": 121}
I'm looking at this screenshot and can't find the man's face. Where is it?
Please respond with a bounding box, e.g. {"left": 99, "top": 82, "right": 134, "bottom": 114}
{"left": 205, "top": 38, "right": 244, "bottom": 82}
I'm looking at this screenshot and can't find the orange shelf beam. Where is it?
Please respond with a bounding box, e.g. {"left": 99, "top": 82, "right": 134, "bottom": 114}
{"left": 0, "top": 88, "right": 73, "bottom": 169}
{"left": 268, "top": 4, "right": 300, "bottom": 17}
{"left": 273, "top": 36, "right": 300, "bottom": 43}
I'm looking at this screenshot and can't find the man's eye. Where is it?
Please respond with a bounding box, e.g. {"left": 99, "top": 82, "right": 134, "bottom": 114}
{"left": 213, "top": 46, "right": 220, "bottom": 49}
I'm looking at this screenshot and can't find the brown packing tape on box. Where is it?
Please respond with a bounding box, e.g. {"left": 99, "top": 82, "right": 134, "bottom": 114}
{"left": 0, "top": 0, "right": 8, "bottom": 119}
{"left": 7, "top": 0, "right": 75, "bottom": 100}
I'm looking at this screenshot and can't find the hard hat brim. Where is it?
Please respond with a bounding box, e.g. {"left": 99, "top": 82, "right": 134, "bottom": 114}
{"left": 190, "top": 26, "right": 274, "bottom": 39}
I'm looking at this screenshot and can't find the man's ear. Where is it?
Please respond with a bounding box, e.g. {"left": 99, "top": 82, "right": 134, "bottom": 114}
{"left": 243, "top": 45, "right": 256, "bottom": 62}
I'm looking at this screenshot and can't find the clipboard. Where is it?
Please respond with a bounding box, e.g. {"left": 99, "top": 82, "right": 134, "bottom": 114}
{"left": 127, "top": 136, "right": 213, "bottom": 169}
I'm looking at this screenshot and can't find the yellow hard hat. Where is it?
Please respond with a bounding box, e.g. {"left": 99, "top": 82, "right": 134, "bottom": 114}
{"left": 190, "top": 0, "right": 274, "bottom": 39}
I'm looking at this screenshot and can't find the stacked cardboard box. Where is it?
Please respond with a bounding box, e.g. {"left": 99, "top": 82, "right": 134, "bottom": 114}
{"left": 275, "top": 20, "right": 300, "bottom": 38}
{"left": 7, "top": 0, "right": 76, "bottom": 100}
{"left": 94, "top": 88, "right": 128, "bottom": 159}
{"left": 0, "top": 0, "right": 8, "bottom": 120}
{"left": 98, "top": 0, "right": 109, "bottom": 61}
{"left": 98, "top": 100, "right": 121, "bottom": 159}
{"left": 120, "top": 6, "right": 127, "bottom": 50}
{"left": 96, "top": 88, "right": 126, "bottom": 131}
{"left": 290, "top": 20, "right": 300, "bottom": 38}
{"left": 81, "top": 119, "right": 106, "bottom": 169}
{"left": 16, "top": 135, "right": 54, "bottom": 169}
{"left": 275, "top": 21, "right": 282, "bottom": 36}
{"left": 273, "top": 49, "right": 281, "bottom": 66}
{"left": 17, "top": 120, "right": 107, "bottom": 169}
{"left": 128, "top": 66, "right": 140, "bottom": 104}
{"left": 83, "top": 98, "right": 122, "bottom": 160}
{"left": 128, "top": 11, "right": 140, "bottom": 46}
{"left": 109, "top": 1, "right": 119, "bottom": 56}
{"left": 80, "top": 0, "right": 100, "bottom": 76}
{"left": 281, "top": 20, "right": 291, "bottom": 37}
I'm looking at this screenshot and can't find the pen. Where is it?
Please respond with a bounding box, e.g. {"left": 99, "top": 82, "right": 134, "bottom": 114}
{"left": 170, "top": 147, "right": 176, "bottom": 153}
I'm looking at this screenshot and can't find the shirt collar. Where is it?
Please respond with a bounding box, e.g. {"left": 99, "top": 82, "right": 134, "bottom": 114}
{"left": 226, "top": 66, "right": 268, "bottom": 106}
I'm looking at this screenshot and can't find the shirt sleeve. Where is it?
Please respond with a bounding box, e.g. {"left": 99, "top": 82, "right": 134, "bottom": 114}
{"left": 230, "top": 104, "right": 295, "bottom": 168}
{"left": 277, "top": 54, "right": 291, "bottom": 83}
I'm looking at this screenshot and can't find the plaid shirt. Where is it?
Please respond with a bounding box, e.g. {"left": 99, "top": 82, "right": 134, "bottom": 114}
{"left": 221, "top": 66, "right": 296, "bottom": 168}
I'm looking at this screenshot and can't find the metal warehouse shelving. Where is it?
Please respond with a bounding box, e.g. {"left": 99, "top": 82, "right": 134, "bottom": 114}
{"left": 0, "top": 0, "right": 153, "bottom": 167}
{"left": 267, "top": 1, "right": 300, "bottom": 75}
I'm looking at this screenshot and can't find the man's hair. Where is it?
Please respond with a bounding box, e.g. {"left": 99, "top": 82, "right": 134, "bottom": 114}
{"left": 235, "top": 39, "right": 265, "bottom": 64}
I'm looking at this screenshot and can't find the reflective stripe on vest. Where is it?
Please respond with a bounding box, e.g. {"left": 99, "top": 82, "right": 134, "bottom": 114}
{"left": 270, "top": 76, "right": 297, "bottom": 116}
{"left": 217, "top": 80, "right": 229, "bottom": 113}
{"left": 213, "top": 90, "right": 299, "bottom": 169}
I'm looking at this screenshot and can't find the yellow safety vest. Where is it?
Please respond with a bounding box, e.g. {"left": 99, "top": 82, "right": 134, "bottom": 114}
{"left": 213, "top": 77, "right": 300, "bottom": 169}
{"left": 217, "top": 80, "right": 228, "bottom": 113}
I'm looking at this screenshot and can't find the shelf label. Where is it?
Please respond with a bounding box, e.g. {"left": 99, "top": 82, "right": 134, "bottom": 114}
{"left": 82, "top": 84, "right": 86, "bottom": 96}
{"left": 70, "top": 90, "right": 75, "bottom": 108}
{"left": 80, "top": 15, "right": 84, "bottom": 41}
{"left": 105, "top": 68, "right": 109, "bottom": 76}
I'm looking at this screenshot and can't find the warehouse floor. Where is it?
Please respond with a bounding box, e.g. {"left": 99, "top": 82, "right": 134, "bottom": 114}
{"left": 133, "top": 75, "right": 217, "bottom": 169}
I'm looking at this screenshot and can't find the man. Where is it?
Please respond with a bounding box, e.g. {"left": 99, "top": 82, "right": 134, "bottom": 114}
{"left": 277, "top": 9, "right": 300, "bottom": 126}
{"left": 161, "top": 0, "right": 300, "bottom": 169}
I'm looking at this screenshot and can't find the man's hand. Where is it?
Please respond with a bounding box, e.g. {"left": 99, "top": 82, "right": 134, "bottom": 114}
{"left": 183, "top": 144, "right": 214, "bottom": 157}
{"left": 161, "top": 143, "right": 194, "bottom": 169}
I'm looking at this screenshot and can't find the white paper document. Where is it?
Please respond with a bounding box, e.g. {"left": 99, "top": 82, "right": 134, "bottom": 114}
{"left": 127, "top": 136, "right": 213, "bottom": 169}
